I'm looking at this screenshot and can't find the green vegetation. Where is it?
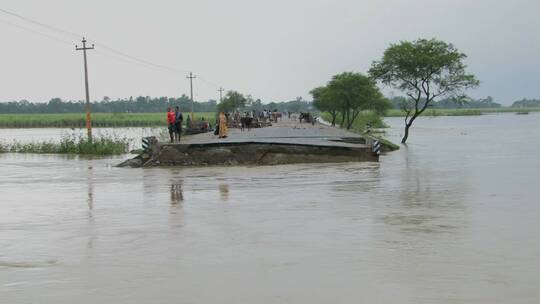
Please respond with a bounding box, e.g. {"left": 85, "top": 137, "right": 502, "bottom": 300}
{"left": 369, "top": 38, "right": 479, "bottom": 143}
{"left": 0, "top": 112, "right": 215, "bottom": 128}
{"left": 386, "top": 108, "right": 482, "bottom": 117}
{"left": 0, "top": 96, "right": 218, "bottom": 113}
{"left": 385, "top": 107, "right": 540, "bottom": 117}
{"left": 320, "top": 111, "right": 387, "bottom": 130}
{"left": 372, "top": 136, "right": 400, "bottom": 151}
{"left": 311, "top": 72, "right": 391, "bottom": 129}
{"left": 388, "top": 96, "right": 502, "bottom": 109}
{"left": 512, "top": 98, "right": 540, "bottom": 108}
{"left": 1, "top": 96, "right": 314, "bottom": 114}
{"left": 319, "top": 112, "right": 399, "bottom": 151}
{"left": 217, "top": 91, "right": 247, "bottom": 112}
{"left": 1, "top": 107, "right": 537, "bottom": 129}
{"left": 0, "top": 134, "right": 129, "bottom": 155}
{"left": 311, "top": 72, "right": 396, "bottom": 150}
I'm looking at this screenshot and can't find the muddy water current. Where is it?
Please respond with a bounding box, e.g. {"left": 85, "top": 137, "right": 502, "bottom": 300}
{"left": 1, "top": 114, "right": 539, "bottom": 303}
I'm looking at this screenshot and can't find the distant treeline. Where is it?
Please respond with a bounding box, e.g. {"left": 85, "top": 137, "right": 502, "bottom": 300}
{"left": 0, "top": 95, "right": 215, "bottom": 113}
{"left": 389, "top": 96, "right": 502, "bottom": 109}
{"left": 0, "top": 95, "right": 313, "bottom": 114}
{"left": 511, "top": 98, "right": 540, "bottom": 108}
{"left": 3, "top": 95, "right": 538, "bottom": 114}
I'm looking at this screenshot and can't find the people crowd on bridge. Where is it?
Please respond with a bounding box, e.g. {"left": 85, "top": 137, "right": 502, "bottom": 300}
{"left": 167, "top": 107, "right": 315, "bottom": 143}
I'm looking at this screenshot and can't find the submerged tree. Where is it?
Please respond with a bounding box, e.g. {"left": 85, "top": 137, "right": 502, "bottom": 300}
{"left": 369, "top": 38, "right": 479, "bottom": 143}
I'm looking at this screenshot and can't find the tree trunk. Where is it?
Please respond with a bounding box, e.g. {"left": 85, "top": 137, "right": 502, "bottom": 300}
{"left": 401, "top": 123, "right": 410, "bottom": 143}
{"left": 402, "top": 114, "right": 419, "bottom": 143}
{"left": 347, "top": 111, "right": 360, "bottom": 130}
{"left": 346, "top": 115, "right": 354, "bottom": 129}
{"left": 331, "top": 111, "right": 337, "bottom": 126}
{"left": 402, "top": 102, "right": 428, "bottom": 143}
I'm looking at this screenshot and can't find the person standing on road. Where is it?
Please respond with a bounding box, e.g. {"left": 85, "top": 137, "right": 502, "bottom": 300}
{"left": 218, "top": 111, "right": 228, "bottom": 138}
{"left": 174, "top": 106, "right": 184, "bottom": 142}
{"left": 167, "top": 107, "right": 176, "bottom": 143}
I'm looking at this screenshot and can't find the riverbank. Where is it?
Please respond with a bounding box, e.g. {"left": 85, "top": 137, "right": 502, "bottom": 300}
{"left": 386, "top": 107, "right": 540, "bottom": 117}
{"left": 121, "top": 118, "right": 387, "bottom": 167}
{"left": 318, "top": 112, "right": 399, "bottom": 151}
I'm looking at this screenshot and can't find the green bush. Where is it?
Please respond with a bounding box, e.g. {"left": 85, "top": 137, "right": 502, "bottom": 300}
{"left": 1, "top": 134, "right": 129, "bottom": 155}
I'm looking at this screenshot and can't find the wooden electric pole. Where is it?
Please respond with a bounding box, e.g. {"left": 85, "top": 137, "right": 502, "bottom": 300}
{"left": 76, "top": 37, "right": 94, "bottom": 141}
{"left": 218, "top": 87, "right": 224, "bottom": 103}
{"left": 186, "top": 72, "right": 196, "bottom": 122}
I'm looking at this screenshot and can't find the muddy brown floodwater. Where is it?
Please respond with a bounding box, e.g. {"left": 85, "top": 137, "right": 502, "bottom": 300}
{"left": 1, "top": 113, "right": 540, "bottom": 303}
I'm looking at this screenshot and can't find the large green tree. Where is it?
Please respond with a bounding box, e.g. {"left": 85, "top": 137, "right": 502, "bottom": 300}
{"left": 217, "top": 91, "right": 247, "bottom": 112}
{"left": 312, "top": 72, "right": 388, "bottom": 130}
{"left": 311, "top": 86, "right": 338, "bottom": 126}
{"left": 369, "top": 38, "right": 479, "bottom": 143}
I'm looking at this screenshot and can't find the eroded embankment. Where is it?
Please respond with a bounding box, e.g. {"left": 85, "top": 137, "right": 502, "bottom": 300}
{"left": 119, "top": 141, "right": 378, "bottom": 168}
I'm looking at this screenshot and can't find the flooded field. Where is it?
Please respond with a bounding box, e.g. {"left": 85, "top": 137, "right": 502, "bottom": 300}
{"left": 0, "top": 127, "right": 164, "bottom": 150}
{"left": 1, "top": 113, "right": 539, "bottom": 303}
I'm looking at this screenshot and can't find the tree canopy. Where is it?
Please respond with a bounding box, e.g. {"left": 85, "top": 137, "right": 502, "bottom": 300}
{"left": 311, "top": 72, "right": 390, "bottom": 129}
{"left": 217, "top": 91, "right": 248, "bottom": 112}
{"left": 512, "top": 98, "right": 540, "bottom": 108}
{"left": 311, "top": 86, "right": 337, "bottom": 125}
{"left": 369, "top": 38, "right": 479, "bottom": 143}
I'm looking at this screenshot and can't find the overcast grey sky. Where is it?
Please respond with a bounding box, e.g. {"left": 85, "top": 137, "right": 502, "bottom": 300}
{"left": 0, "top": 0, "right": 539, "bottom": 105}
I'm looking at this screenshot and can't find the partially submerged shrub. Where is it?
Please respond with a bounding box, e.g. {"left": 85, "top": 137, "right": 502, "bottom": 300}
{"left": 0, "top": 133, "right": 129, "bottom": 155}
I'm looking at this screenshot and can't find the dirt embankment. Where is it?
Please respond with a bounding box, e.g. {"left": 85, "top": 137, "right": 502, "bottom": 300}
{"left": 119, "top": 141, "right": 378, "bottom": 168}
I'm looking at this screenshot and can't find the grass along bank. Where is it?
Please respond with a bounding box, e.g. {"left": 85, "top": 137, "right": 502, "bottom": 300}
{"left": 0, "top": 112, "right": 215, "bottom": 128}
{"left": 385, "top": 107, "right": 540, "bottom": 117}
{"left": 320, "top": 111, "right": 399, "bottom": 151}
{"left": 1, "top": 108, "right": 538, "bottom": 128}
{"left": 0, "top": 133, "right": 129, "bottom": 155}
{"left": 320, "top": 111, "right": 388, "bottom": 130}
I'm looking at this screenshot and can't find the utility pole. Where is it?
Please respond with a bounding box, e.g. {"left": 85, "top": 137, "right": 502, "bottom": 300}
{"left": 218, "top": 87, "right": 224, "bottom": 103}
{"left": 186, "top": 72, "right": 196, "bottom": 123}
{"left": 76, "top": 37, "right": 94, "bottom": 141}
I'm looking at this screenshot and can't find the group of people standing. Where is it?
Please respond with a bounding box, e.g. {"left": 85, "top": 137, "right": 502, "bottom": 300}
{"left": 167, "top": 107, "right": 229, "bottom": 142}
{"left": 166, "top": 106, "right": 184, "bottom": 143}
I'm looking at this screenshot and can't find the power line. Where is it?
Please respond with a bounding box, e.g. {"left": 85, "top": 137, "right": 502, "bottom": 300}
{"left": 90, "top": 41, "right": 191, "bottom": 74}
{"left": 93, "top": 49, "right": 180, "bottom": 74}
{"left": 0, "top": 7, "right": 226, "bottom": 97}
{"left": 0, "top": 18, "right": 182, "bottom": 76}
{"left": 0, "top": 18, "right": 73, "bottom": 46}
{"left": 0, "top": 18, "right": 172, "bottom": 76}
{"left": 0, "top": 8, "right": 80, "bottom": 38}
{"left": 199, "top": 76, "right": 221, "bottom": 88}
{"left": 0, "top": 8, "right": 193, "bottom": 75}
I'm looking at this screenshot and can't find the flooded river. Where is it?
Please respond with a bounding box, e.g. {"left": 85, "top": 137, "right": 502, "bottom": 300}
{"left": 1, "top": 113, "right": 539, "bottom": 303}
